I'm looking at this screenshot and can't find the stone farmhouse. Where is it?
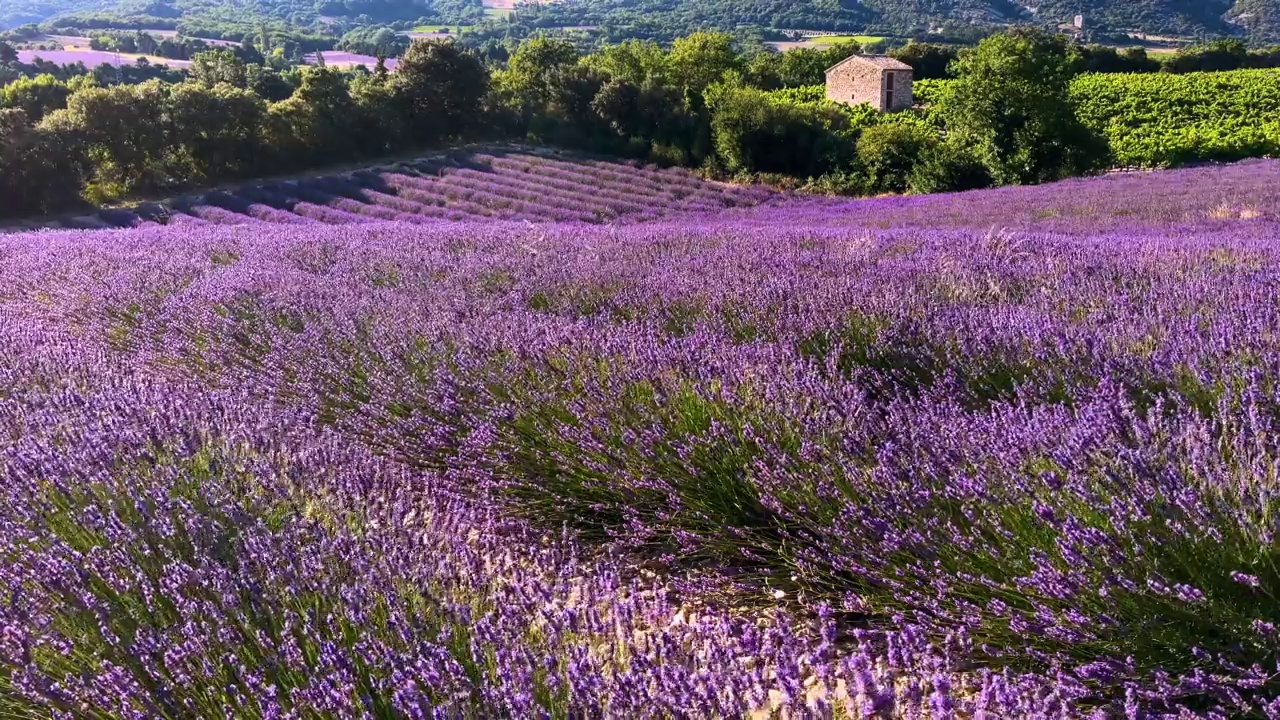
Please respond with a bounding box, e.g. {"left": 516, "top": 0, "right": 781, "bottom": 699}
{"left": 824, "top": 55, "right": 914, "bottom": 112}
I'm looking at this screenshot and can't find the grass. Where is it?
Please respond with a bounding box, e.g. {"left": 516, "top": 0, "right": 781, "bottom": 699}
{"left": 408, "top": 24, "right": 470, "bottom": 33}
{"left": 484, "top": 7, "right": 512, "bottom": 19}
{"left": 809, "top": 34, "right": 887, "bottom": 45}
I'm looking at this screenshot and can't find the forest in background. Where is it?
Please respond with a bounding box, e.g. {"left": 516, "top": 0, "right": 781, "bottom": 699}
{"left": 2, "top": 0, "right": 1278, "bottom": 49}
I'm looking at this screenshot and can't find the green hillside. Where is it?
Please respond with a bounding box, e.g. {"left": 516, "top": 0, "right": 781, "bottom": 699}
{"left": 3, "top": 0, "right": 1278, "bottom": 43}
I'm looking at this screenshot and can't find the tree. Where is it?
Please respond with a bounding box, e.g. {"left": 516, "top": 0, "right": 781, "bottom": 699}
{"left": 165, "top": 82, "right": 267, "bottom": 183}
{"left": 667, "top": 32, "right": 744, "bottom": 95}
{"left": 855, "top": 122, "right": 938, "bottom": 193}
{"left": 246, "top": 65, "right": 294, "bottom": 102}
{"left": 583, "top": 39, "right": 668, "bottom": 86}
{"left": 1075, "top": 44, "right": 1160, "bottom": 74}
{"left": 890, "top": 43, "right": 958, "bottom": 79}
{"left": 351, "top": 70, "right": 410, "bottom": 155}
{"left": 0, "top": 42, "right": 17, "bottom": 65}
{"left": 907, "top": 140, "right": 991, "bottom": 194}
{"left": 1, "top": 74, "right": 71, "bottom": 123}
{"left": 393, "top": 39, "right": 489, "bottom": 142}
{"left": 0, "top": 109, "right": 84, "bottom": 219}
{"left": 504, "top": 37, "right": 579, "bottom": 106}
{"left": 936, "top": 28, "right": 1107, "bottom": 186}
{"left": 190, "top": 49, "right": 248, "bottom": 88}
{"left": 1165, "top": 39, "right": 1248, "bottom": 74}
{"left": 707, "top": 83, "right": 851, "bottom": 177}
{"left": 39, "top": 81, "right": 169, "bottom": 200}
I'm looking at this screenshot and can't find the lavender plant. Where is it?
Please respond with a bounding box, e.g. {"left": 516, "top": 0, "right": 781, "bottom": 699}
{"left": 5, "top": 159, "right": 1280, "bottom": 717}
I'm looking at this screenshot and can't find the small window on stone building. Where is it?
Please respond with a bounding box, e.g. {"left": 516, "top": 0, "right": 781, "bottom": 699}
{"left": 884, "top": 71, "right": 895, "bottom": 109}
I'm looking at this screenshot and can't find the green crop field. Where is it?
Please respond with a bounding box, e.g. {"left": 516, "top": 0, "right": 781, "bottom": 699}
{"left": 810, "top": 34, "right": 886, "bottom": 45}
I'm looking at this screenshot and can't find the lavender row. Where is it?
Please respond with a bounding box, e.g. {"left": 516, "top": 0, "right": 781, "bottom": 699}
{"left": 0, "top": 235, "right": 1091, "bottom": 719}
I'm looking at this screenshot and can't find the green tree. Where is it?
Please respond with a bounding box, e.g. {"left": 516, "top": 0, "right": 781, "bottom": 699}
{"left": 0, "top": 42, "right": 17, "bottom": 65}
{"left": 584, "top": 39, "right": 668, "bottom": 86}
{"left": 855, "top": 121, "right": 938, "bottom": 193}
{"left": 1, "top": 74, "right": 71, "bottom": 122}
{"left": 503, "top": 37, "right": 580, "bottom": 107}
{"left": 936, "top": 28, "right": 1107, "bottom": 186}
{"left": 393, "top": 39, "right": 490, "bottom": 142}
{"left": 1165, "top": 39, "right": 1249, "bottom": 74}
{"left": 0, "top": 109, "right": 84, "bottom": 219}
{"left": 351, "top": 70, "right": 411, "bottom": 155}
{"left": 746, "top": 47, "right": 842, "bottom": 89}
{"left": 246, "top": 64, "right": 293, "bottom": 102}
{"left": 907, "top": 139, "right": 991, "bottom": 194}
{"left": 707, "top": 83, "right": 851, "bottom": 177}
{"left": 667, "top": 32, "right": 744, "bottom": 95}
{"left": 889, "top": 42, "right": 958, "bottom": 79}
{"left": 39, "top": 81, "right": 169, "bottom": 201}
{"left": 263, "top": 66, "right": 360, "bottom": 168}
{"left": 165, "top": 81, "right": 267, "bottom": 183}
{"left": 190, "top": 48, "right": 249, "bottom": 88}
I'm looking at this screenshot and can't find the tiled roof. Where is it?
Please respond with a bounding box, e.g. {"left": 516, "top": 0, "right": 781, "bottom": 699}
{"left": 825, "top": 54, "right": 914, "bottom": 74}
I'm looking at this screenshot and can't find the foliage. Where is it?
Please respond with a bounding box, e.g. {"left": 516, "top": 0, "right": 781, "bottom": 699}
{"left": 0, "top": 108, "right": 82, "bottom": 217}
{"left": 854, "top": 121, "right": 939, "bottom": 193}
{"left": 394, "top": 38, "right": 490, "bottom": 142}
{"left": 337, "top": 25, "right": 410, "bottom": 58}
{"left": 889, "top": 42, "right": 959, "bottom": 79}
{"left": 1164, "top": 38, "right": 1251, "bottom": 73}
{"left": 1072, "top": 68, "right": 1280, "bottom": 166}
{"left": 510, "top": 0, "right": 1280, "bottom": 44}
{"left": 706, "top": 82, "right": 852, "bottom": 177}
{"left": 0, "top": 73, "right": 70, "bottom": 121}
{"left": 906, "top": 138, "right": 992, "bottom": 192}
{"left": 1075, "top": 44, "right": 1162, "bottom": 74}
{"left": 937, "top": 28, "right": 1108, "bottom": 185}
{"left": 667, "top": 32, "right": 744, "bottom": 95}
{"left": 745, "top": 41, "right": 861, "bottom": 89}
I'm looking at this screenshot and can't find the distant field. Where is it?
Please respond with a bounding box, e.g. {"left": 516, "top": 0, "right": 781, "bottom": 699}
{"left": 410, "top": 24, "right": 469, "bottom": 33}
{"left": 768, "top": 34, "right": 887, "bottom": 51}
{"left": 809, "top": 34, "right": 886, "bottom": 44}
{"left": 16, "top": 47, "right": 192, "bottom": 68}
{"left": 306, "top": 50, "right": 398, "bottom": 70}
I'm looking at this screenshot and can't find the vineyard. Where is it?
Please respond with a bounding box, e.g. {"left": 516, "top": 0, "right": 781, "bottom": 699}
{"left": 31, "top": 148, "right": 776, "bottom": 230}
{"left": 5, "top": 156, "right": 1280, "bottom": 717}
{"left": 1072, "top": 68, "right": 1280, "bottom": 166}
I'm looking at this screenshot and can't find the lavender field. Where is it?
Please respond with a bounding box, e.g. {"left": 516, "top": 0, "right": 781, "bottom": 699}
{"left": 35, "top": 149, "right": 776, "bottom": 231}
{"left": 5, "top": 158, "right": 1280, "bottom": 718}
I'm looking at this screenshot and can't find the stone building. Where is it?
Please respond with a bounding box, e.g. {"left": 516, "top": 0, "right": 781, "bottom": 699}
{"left": 824, "top": 55, "right": 914, "bottom": 112}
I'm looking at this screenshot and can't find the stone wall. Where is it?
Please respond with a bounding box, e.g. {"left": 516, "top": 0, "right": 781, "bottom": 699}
{"left": 825, "top": 63, "right": 914, "bottom": 112}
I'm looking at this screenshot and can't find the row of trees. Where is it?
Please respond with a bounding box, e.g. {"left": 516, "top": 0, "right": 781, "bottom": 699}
{"left": 0, "top": 42, "right": 488, "bottom": 218}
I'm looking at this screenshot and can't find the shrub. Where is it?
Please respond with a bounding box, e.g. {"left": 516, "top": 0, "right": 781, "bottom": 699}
{"left": 855, "top": 122, "right": 939, "bottom": 194}
{"left": 707, "top": 84, "right": 853, "bottom": 177}
{"left": 908, "top": 140, "right": 991, "bottom": 193}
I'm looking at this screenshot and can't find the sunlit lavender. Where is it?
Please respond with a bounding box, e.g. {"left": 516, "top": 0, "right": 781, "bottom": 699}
{"left": 5, "top": 158, "right": 1280, "bottom": 718}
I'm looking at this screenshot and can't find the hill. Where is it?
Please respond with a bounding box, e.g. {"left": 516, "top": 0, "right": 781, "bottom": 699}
{"left": 519, "top": 0, "right": 1280, "bottom": 43}
{"left": 5, "top": 0, "right": 1279, "bottom": 42}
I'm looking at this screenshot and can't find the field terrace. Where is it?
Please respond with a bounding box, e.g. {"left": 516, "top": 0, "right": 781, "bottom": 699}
{"left": 37, "top": 148, "right": 776, "bottom": 231}
{"left": 4, "top": 159, "right": 1280, "bottom": 717}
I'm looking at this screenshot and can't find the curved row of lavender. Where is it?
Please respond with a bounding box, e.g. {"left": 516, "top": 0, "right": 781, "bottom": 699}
{"left": 5, "top": 159, "right": 1280, "bottom": 717}
{"left": 39, "top": 149, "right": 777, "bottom": 232}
